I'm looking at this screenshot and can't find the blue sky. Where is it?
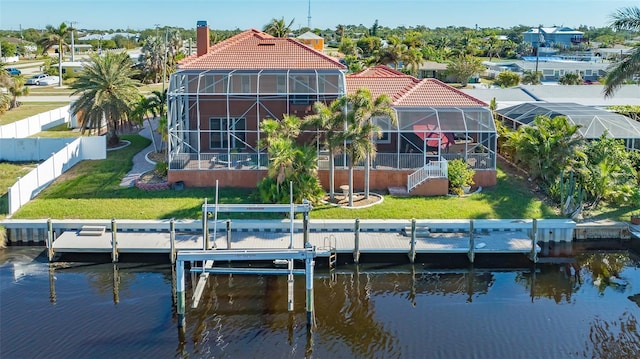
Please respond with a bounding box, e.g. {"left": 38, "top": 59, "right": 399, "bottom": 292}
{"left": 0, "top": 0, "right": 637, "bottom": 31}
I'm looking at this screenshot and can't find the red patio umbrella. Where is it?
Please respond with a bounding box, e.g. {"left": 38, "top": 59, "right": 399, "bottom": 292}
{"left": 412, "top": 124, "right": 454, "bottom": 149}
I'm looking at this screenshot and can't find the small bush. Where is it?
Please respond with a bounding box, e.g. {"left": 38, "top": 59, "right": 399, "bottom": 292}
{"left": 448, "top": 159, "right": 475, "bottom": 195}
{"left": 155, "top": 161, "right": 168, "bottom": 176}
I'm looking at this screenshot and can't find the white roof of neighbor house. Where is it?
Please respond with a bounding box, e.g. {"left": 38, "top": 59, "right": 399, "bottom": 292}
{"left": 525, "top": 27, "right": 583, "bottom": 35}
{"left": 296, "top": 31, "right": 323, "bottom": 40}
{"left": 462, "top": 85, "right": 640, "bottom": 108}
{"left": 79, "top": 32, "right": 139, "bottom": 41}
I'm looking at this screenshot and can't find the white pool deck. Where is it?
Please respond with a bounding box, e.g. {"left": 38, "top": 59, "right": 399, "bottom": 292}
{"left": 53, "top": 230, "right": 539, "bottom": 256}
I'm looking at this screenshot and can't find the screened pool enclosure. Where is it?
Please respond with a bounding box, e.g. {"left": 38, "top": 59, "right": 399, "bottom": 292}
{"left": 167, "top": 69, "right": 497, "bottom": 173}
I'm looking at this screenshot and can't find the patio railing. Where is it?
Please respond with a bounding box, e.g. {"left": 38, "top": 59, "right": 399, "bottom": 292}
{"left": 407, "top": 159, "right": 448, "bottom": 192}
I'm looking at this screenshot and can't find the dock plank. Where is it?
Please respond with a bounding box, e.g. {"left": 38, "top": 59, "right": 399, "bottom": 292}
{"left": 51, "top": 229, "right": 539, "bottom": 257}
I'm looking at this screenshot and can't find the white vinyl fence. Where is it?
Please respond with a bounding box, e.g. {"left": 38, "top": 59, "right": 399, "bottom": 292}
{"left": 0, "top": 105, "right": 70, "bottom": 138}
{"left": 0, "top": 137, "right": 78, "bottom": 161}
{"left": 8, "top": 136, "right": 106, "bottom": 215}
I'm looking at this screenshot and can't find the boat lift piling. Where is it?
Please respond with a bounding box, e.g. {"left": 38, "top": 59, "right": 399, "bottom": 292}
{"left": 175, "top": 248, "right": 317, "bottom": 331}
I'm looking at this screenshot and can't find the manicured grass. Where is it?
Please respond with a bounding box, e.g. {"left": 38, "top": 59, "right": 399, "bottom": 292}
{"left": 0, "top": 102, "right": 69, "bottom": 125}
{"left": 5, "top": 133, "right": 636, "bottom": 222}
{"left": 0, "top": 162, "right": 37, "bottom": 218}
{"left": 10, "top": 133, "right": 561, "bottom": 221}
{"left": 29, "top": 123, "right": 82, "bottom": 138}
{"left": 26, "top": 86, "right": 74, "bottom": 95}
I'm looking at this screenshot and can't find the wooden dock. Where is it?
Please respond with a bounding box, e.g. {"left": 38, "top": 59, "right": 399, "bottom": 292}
{"left": 52, "top": 226, "right": 540, "bottom": 263}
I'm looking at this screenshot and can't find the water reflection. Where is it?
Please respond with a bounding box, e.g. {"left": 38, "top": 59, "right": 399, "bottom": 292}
{"left": 585, "top": 312, "right": 640, "bottom": 359}
{"left": 2, "top": 247, "right": 640, "bottom": 358}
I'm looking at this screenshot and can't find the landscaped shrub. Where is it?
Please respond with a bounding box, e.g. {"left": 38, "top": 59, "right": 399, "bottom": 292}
{"left": 155, "top": 161, "right": 168, "bottom": 177}
{"left": 447, "top": 159, "right": 475, "bottom": 196}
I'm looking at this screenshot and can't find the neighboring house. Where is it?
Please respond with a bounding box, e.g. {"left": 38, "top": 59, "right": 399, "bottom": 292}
{"left": 61, "top": 61, "right": 89, "bottom": 75}
{"left": 523, "top": 26, "right": 586, "bottom": 49}
{"left": 416, "top": 61, "right": 448, "bottom": 80}
{"left": 166, "top": 21, "right": 497, "bottom": 194}
{"left": 46, "top": 44, "right": 92, "bottom": 56}
{"left": 296, "top": 31, "right": 324, "bottom": 51}
{"left": 483, "top": 59, "right": 608, "bottom": 82}
{"left": 495, "top": 102, "right": 640, "bottom": 152}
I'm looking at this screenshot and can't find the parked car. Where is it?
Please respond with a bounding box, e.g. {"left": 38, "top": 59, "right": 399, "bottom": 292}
{"left": 5, "top": 67, "right": 21, "bottom": 76}
{"left": 25, "top": 73, "right": 59, "bottom": 86}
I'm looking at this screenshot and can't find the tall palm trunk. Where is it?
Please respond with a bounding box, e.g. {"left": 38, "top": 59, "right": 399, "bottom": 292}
{"left": 348, "top": 162, "right": 354, "bottom": 207}
{"left": 329, "top": 148, "right": 336, "bottom": 202}
{"left": 57, "top": 48, "right": 63, "bottom": 87}
{"left": 364, "top": 152, "right": 370, "bottom": 199}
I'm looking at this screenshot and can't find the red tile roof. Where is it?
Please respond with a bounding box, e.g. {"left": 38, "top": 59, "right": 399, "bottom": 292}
{"left": 179, "top": 29, "right": 346, "bottom": 70}
{"left": 346, "top": 65, "right": 487, "bottom": 107}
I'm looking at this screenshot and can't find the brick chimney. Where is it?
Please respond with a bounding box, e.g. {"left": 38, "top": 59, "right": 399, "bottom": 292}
{"left": 196, "top": 20, "right": 210, "bottom": 57}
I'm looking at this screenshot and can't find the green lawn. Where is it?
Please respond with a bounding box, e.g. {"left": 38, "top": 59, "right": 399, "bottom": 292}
{"left": 7, "top": 133, "right": 561, "bottom": 221}
{"left": 29, "top": 123, "right": 82, "bottom": 138}
{"left": 5, "top": 133, "right": 636, "bottom": 222}
{"left": 0, "top": 102, "right": 69, "bottom": 125}
{"left": 0, "top": 162, "right": 37, "bottom": 218}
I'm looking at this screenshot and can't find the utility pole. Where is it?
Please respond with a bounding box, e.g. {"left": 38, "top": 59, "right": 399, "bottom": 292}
{"left": 163, "top": 28, "right": 168, "bottom": 94}
{"left": 307, "top": 0, "right": 311, "bottom": 29}
{"left": 68, "top": 21, "right": 77, "bottom": 62}
{"left": 534, "top": 25, "right": 542, "bottom": 78}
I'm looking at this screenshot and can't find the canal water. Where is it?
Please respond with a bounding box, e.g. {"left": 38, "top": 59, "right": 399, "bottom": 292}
{"left": 2, "top": 245, "right": 640, "bottom": 358}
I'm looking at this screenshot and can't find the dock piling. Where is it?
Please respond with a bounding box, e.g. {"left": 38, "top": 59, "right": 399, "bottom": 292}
{"left": 305, "top": 256, "right": 315, "bottom": 328}
{"left": 46, "top": 218, "right": 53, "bottom": 262}
{"left": 354, "top": 218, "right": 361, "bottom": 264}
{"left": 468, "top": 219, "right": 475, "bottom": 263}
{"left": 111, "top": 218, "right": 118, "bottom": 263}
{"left": 170, "top": 218, "right": 176, "bottom": 264}
{"left": 409, "top": 219, "right": 416, "bottom": 263}
{"left": 226, "top": 219, "right": 231, "bottom": 249}
{"left": 530, "top": 219, "right": 538, "bottom": 263}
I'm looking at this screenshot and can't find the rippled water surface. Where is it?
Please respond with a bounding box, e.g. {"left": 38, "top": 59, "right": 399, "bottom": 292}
{"left": 2, "top": 246, "right": 640, "bottom": 358}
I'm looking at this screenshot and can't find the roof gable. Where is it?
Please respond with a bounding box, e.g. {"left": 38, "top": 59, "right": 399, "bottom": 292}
{"left": 179, "top": 29, "right": 345, "bottom": 70}
{"left": 347, "top": 65, "right": 487, "bottom": 107}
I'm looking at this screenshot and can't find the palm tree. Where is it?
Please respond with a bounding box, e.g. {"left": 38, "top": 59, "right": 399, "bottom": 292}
{"left": 263, "top": 17, "right": 295, "bottom": 38}
{"left": 305, "top": 100, "right": 345, "bottom": 202}
{"left": 140, "top": 36, "right": 164, "bottom": 83}
{"left": 559, "top": 72, "right": 583, "bottom": 85}
{"left": 37, "top": 22, "right": 70, "bottom": 87}
{"left": 8, "top": 75, "right": 29, "bottom": 109}
{"left": 0, "top": 64, "right": 13, "bottom": 113}
{"left": 403, "top": 47, "right": 423, "bottom": 76}
{"left": 604, "top": 6, "right": 640, "bottom": 97}
{"left": 70, "top": 52, "right": 141, "bottom": 146}
{"left": 521, "top": 70, "right": 542, "bottom": 85}
{"left": 131, "top": 95, "right": 160, "bottom": 152}
{"left": 343, "top": 88, "right": 397, "bottom": 204}
{"left": 507, "top": 115, "right": 584, "bottom": 186}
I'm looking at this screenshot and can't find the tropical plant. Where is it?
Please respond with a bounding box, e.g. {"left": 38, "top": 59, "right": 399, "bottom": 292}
{"left": 0, "top": 63, "right": 12, "bottom": 113}
{"left": 374, "top": 35, "right": 407, "bottom": 69}
{"left": 494, "top": 71, "right": 521, "bottom": 87}
{"left": 304, "top": 100, "right": 345, "bottom": 202}
{"left": 446, "top": 54, "right": 484, "bottom": 87}
{"left": 140, "top": 36, "right": 164, "bottom": 83}
{"left": 37, "top": 22, "right": 70, "bottom": 87}
{"left": 258, "top": 116, "right": 324, "bottom": 204}
{"left": 7, "top": 75, "right": 29, "bottom": 109}
{"left": 342, "top": 88, "right": 397, "bottom": 204}
{"left": 447, "top": 159, "right": 475, "bottom": 196}
{"left": 559, "top": 72, "right": 583, "bottom": 85}
{"left": 263, "top": 17, "right": 295, "bottom": 37}
{"left": 521, "top": 70, "right": 542, "bottom": 85}
{"left": 604, "top": 6, "right": 640, "bottom": 97}
{"left": 70, "top": 51, "right": 141, "bottom": 145}
{"left": 579, "top": 135, "right": 639, "bottom": 209}
{"left": 505, "top": 115, "right": 584, "bottom": 188}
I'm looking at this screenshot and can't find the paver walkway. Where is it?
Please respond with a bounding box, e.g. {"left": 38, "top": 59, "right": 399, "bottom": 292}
{"left": 119, "top": 118, "right": 161, "bottom": 187}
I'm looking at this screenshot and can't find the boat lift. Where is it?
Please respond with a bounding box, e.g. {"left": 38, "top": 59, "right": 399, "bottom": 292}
{"left": 177, "top": 182, "right": 319, "bottom": 332}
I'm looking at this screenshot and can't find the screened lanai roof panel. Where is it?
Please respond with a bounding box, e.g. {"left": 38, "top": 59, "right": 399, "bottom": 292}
{"left": 497, "top": 102, "right": 640, "bottom": 139}
{"left": 396, "top": 107, "right": 496, "bottom": 132}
